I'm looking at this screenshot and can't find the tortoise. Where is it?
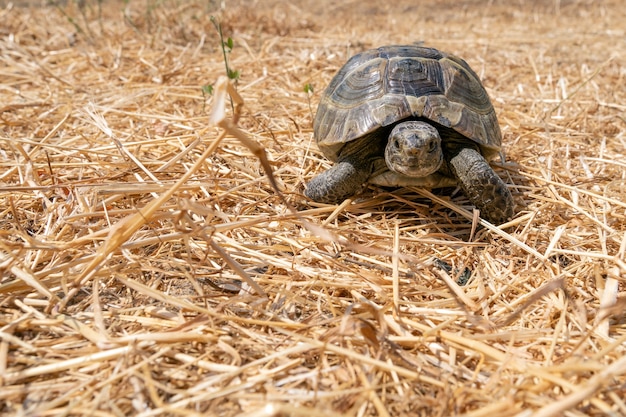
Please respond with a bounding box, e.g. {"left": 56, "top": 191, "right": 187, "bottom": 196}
{"left": 305, "top": 45, "right": 514, "bottom": 224}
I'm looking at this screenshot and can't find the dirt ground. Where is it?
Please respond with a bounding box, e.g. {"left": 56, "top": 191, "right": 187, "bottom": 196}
{"left": 1, "top": 0, "right": 625, "bottom": 416}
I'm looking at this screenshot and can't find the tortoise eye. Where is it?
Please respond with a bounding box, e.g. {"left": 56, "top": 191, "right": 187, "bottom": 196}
{"left": 428, "top": 140, "right": 437, "bottom": 152}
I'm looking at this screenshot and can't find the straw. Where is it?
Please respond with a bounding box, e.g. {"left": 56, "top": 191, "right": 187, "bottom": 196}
{"left": 1, "top": 0, "right": 625, "bottom": 415}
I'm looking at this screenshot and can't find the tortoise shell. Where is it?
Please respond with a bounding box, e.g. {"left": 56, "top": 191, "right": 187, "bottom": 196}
{"left": 314, "top": 45, "right": 502, "bottom": 163}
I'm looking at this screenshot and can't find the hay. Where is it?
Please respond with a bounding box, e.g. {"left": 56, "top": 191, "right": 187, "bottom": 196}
{"left": 1, "top": 0, "right": 625, "bottom": 415}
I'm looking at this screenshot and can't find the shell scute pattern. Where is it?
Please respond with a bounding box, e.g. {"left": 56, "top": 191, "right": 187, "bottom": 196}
{"left": 329, "top": 58, "right": 387, "bottom": 107}
{"left": 386, "top": 57, "right": 445, "bottom": 98}
{"left": 314, "top": 45, "right": 502, "bottom": 163}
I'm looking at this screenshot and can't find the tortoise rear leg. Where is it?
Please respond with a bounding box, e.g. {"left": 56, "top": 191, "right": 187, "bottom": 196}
{"left": 447, "top": 146, "right": 514, "bottom": 224}
{"left": 305, "top": 158, "right": 371, "bottom": 204}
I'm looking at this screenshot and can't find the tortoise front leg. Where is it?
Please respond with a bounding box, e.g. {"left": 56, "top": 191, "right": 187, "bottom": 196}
{"left": 305, "top": 158, "right": 372, "bottom": 204}
{"left": 447, "top": 146, "right": 514, "bottom": 224}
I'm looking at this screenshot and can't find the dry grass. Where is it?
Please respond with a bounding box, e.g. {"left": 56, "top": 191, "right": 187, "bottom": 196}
{"left": 1, "top": 0, "right": 625, "bottom": 415}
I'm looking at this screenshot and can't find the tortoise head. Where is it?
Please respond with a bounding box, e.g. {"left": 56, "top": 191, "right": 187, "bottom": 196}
{"left": 384, "top": 121, "right": 443, "bottom": 177}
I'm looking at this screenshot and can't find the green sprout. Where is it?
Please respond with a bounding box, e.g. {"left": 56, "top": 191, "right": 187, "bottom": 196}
{"left": 304, "top": 83, "right": 315, "bottom": 121}
{"left": 205, "top": 16, "right": 240, "bottom": 111}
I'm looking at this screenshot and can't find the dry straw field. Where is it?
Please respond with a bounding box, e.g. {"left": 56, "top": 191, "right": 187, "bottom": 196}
{"left": 1, "top": 0, "right": 625, "bottom": 415}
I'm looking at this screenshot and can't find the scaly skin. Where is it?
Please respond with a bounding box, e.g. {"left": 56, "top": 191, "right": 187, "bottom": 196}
{"left": 447, "top": 146, "right": 514, "bottom": 224}
{"left": 304, "top": 157, "right": 371, "bottom": 204}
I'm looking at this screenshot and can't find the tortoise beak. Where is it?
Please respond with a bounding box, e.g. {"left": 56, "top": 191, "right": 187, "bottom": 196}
{"left": 389, "top": 153, "right": 443, "bottom": 177}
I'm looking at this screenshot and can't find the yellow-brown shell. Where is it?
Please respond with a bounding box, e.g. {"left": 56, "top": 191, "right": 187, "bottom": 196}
{"left": 314, "top": 45, "right": 502, "bottom": 161}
